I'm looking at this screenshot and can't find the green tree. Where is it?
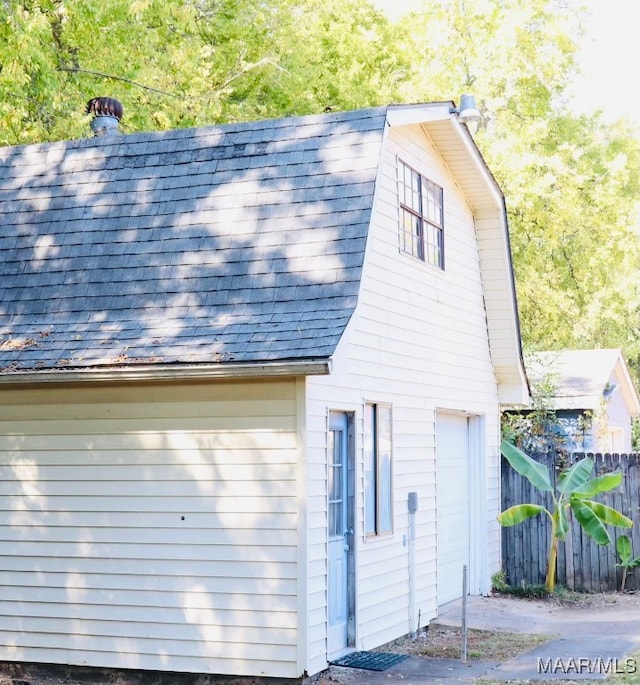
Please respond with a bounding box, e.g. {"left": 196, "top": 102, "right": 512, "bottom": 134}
{"left": 0, "top": 0, "right": 404, "bottom": 144}
{"left": 1, "top": 0, "right": 212, "bottom": 142}
{"left": 503, "top": 112, "right": 640, "bottom": 357}
{"left": 615, "top": 535, "right": 640, "bottom": 591}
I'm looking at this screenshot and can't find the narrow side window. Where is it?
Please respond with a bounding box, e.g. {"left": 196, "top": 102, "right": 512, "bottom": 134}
{"left": 364, "top": 403, "right": 393, "bottom": 536}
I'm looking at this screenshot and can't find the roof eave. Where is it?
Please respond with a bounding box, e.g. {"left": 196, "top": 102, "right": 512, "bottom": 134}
{"left": 498, "top": 380, "right": 531, "bottom": 407}
{"left": 0, "top": 359, "right": 332, "bottom": 386}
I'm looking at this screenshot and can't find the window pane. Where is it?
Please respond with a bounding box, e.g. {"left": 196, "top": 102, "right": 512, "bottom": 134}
{"left": 328, "top": 431, "right": 337, "bottom": 537}
{"left": 364, "top": 403, "right": 393, "bottom": 536}
{"left": 424, "top": 222, "right": 443, "bottom": 268}
{"left": 329, "top": 499, "right": 337, "bottom": 537}
{"left": 400, "top": 163, "right": 408, "bottom": 205}
{"left": 400, "top": 209, "right": 413, "bottom": 253}
{"left": 377, "top": 405, "right": 393, "bottom": 533}
{"left": 364, "top": 404, "right": 376, "bottom": 535}
{"left": 400, "top": 208, "right": 424, "bottom": 260}
{"left": 422, "top": 181, "right": 443, "bottom": 226}
{"left": 329, "top": 430, "right": 344, "bottom": 537}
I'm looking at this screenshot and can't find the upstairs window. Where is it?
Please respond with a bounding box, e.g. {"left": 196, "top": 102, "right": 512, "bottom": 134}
{"left": 398, "top": 159, "right": 444, "bottom": 269}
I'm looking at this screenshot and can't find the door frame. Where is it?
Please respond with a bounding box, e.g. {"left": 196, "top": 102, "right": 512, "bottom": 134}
{"left": 327, "top": 410, "right": 356, "bottom": 657}
{"left": 467, "top": 414, "right": 487, "bottom": 595}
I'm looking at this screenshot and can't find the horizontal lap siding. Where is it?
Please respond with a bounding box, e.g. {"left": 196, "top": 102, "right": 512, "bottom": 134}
{"left": 0, "top": 379, "right": 301, "bottom": 678}
{"left": 306, "top": 124, "right": 501, "bottom": 661}
{"left": 358, "top": 126, "right": 502, "bottom": 622}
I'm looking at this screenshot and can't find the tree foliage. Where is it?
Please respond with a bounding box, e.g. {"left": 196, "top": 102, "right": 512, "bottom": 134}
{"left": 502, "top": 112, "right": 640, "bottom": 357}
{"left": 2, "top": 0, "right": 640, "bottom": 382}
{"left": 0, "top": 0, "right": 407, "bottom": 142}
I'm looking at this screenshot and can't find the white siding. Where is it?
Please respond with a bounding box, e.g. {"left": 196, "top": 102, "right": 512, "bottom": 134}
{"left": 305, "top": 123, "right": 503, "bottom": 669}
{"left": 600, "top": 370, "right": 633, "bottom": 452}
{"left": 0, "top": 379, "right": 303, "bottom": 678}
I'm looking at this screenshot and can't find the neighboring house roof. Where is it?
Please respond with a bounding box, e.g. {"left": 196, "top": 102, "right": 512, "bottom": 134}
{"left": 526, "top": 349, "right": 640, "bottom": 416}
{"left": 0, "top": 103, "right": 528, "bottom": 395}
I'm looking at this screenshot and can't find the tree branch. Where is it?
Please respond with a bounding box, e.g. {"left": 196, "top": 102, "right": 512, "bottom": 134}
{"left": 211, "top": 57, "right": 289, "bottom": 94}
{"left": 57, "top": 67, "right": 182, "bottom": 98}
{"left": 59, "top": 58, "right": 288, "bottom": 100}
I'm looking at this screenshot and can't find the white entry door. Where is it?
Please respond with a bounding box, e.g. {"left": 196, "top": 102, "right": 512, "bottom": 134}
{"left": 436, "top": 412, "right": 470, "bottom": 606}
{"left": 327, "top": 412, "right": 351, "bottom": 656}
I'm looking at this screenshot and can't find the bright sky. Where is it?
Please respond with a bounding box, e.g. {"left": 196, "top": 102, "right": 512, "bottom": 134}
{"left": 569, "top": 0, "right": 635, "bottom": 123}
{"left": 373, "top": 0, "right": 636, "bottom": 127}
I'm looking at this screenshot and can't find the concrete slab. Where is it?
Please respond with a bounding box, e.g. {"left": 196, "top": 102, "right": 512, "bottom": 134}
{"left": 309, "top": 594, "right": 640, "bottom": 683}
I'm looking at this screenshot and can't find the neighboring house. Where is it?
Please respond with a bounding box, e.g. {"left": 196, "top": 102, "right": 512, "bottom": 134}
{"left": 526, "top": 349, "right": 640, "bottom": 453}
{"left": 0, "top": 102, "right": 528, "bottom": 681}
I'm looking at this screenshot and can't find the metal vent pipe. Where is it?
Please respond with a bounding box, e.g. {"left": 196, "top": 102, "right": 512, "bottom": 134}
{"left": 86, "top": 97, "right": 124, "bottom": 137}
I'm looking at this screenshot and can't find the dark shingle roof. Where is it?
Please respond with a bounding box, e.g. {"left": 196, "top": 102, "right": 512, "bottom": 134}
{"left": 0, "top": 107, "right": 387, "bottom": 374}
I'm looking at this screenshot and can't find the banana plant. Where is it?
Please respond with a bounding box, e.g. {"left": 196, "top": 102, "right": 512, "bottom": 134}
{"left": 616, "top": 535, "right": 640, "bottom": 591}
{"left": 498, "top": 440, "right": 632, "bottom": 592}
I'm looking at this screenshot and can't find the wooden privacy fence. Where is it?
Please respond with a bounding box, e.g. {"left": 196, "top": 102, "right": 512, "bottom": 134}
{"left": 501, "top": 451, "right": 640, "bottom": 592}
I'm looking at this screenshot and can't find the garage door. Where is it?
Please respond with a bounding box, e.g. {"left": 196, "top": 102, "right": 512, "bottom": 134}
{"left": 435, "top": 412, "right": 470, "bottom": 606}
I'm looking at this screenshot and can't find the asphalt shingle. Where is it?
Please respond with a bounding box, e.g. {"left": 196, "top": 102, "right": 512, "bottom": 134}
{"left": 0, "top": 107, "right": 387, "bottom": 373}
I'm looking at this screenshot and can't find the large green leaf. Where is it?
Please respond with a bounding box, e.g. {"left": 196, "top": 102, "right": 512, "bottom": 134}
{"left": 570, "top": 500, "right": 612, "bottom": 545}
{"left": 572, "top": 472, "right": 622, "bottom": 498}
{"left": 500, "top": 440, "right": 552, "bottom": 492}
{"left": 557, "top": 458, "right": 593, "bottom": 495}
{"left": 573, "top": 499, "right": 633, "bottom": 529}
{"left": 497, "top": 504, "right": 546, "bottom": 526}
{"left": 617, "top": 535, "right": 633, "bottom": 564}
{"left": 616, "top": 536, "right": 640, "bottom": 569}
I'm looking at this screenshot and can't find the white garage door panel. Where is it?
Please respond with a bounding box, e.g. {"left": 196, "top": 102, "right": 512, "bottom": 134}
{"left": 436, "top": 412, "right": 469, "bottom": 606}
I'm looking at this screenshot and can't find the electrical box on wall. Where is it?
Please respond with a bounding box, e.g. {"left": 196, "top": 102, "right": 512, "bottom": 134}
{"left": 408, "top": 491, "right": 418, "bottom": 513}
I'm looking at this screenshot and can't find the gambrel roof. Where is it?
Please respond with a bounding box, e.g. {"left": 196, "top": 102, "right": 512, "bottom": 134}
{"left": 0, "top": 103, "right": 528, "bottom": 399}
{"left": 0, "top": 108, "right": 386, "bottom": 377}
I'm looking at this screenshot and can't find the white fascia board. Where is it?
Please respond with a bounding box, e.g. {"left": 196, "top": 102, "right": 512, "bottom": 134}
{"left": 386, "top": 102, "right": 454, "bottom": 126}
{"left": 499, "top": 381, "right": 531, "bottom": 407}
{"left": 549, "top": 395, "right": 599, "bottom": 411}
{"left": 0, "top": 359, "right": 332, "bottom": 386}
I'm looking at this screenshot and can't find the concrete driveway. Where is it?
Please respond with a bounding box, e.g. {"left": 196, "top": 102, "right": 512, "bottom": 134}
{"left": 311, "top": 593, "right": 640, "bottom": 683}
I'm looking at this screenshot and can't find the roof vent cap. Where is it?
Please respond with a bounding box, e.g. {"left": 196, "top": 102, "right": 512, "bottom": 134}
{"left": 86, "top": 97, "right": 124, "bottom": 137}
